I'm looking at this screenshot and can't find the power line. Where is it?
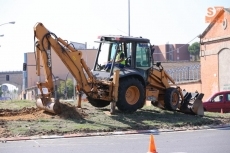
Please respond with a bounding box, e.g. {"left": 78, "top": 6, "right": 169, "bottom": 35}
{"left": 153, "top": 35, "right": 199, "bottom": 55}
{"left": 117, "top": 28, "right": 128, "bottom": 35}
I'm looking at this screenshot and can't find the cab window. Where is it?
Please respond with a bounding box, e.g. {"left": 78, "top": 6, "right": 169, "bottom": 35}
{"left": 212, "top": 94, "right": 224, "bottom": 102}
{"left": 227, "top": 93, "right": 230, "bottom": 101}
{"left": 135, "top": 43, "right": 150, "bottom": 68}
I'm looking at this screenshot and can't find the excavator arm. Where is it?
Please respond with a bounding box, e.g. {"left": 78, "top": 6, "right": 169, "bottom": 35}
{"left": 35, "top": 23, "right": 93, "bottom": 93}
{"left": 34, "top": 22, "right": 99, "bottom": 113}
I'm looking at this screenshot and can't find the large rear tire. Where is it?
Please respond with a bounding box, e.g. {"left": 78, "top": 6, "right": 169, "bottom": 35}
{"left": 116, "top": 77, "right": 145, "bottom": 112}
{"left": 164, "top": 87, "right": 180, "bottom": 111}
{"left": 87, "top": 97, "right": 110, "bottom": 107}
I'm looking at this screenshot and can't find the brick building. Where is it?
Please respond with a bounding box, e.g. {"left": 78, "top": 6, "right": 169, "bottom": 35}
{"left": 153, "top": 44, "right": 190, "bottom": 61}
{"left": 200, "top": 8, "right": 230, "bottom": 100}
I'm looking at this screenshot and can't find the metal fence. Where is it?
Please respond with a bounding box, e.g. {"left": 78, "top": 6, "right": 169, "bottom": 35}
{"left": 165, "top": 64, "right": 201, "bottom": 83}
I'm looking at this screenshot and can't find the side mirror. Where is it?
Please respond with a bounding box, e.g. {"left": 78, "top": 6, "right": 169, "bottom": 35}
{"left": 156, "top": 62, "right": 161, "bottom": 67}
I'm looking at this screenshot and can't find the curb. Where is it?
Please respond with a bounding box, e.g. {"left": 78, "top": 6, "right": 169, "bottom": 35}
{"left": 1, "top": 124, "right": 230, "bottom": 142}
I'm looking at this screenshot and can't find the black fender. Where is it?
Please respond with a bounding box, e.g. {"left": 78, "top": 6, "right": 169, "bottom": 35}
{"left": 110, "top": 67, "right": 147, "bottom": 86}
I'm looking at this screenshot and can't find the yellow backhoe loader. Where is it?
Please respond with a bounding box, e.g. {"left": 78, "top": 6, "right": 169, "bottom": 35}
{"left": 31, "top": 22, "right": 204, "bottom": 116}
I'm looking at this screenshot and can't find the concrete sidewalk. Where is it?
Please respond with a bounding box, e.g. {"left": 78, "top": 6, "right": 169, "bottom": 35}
{"left": 1, "top": 124, "right": 230, "bottom": 142}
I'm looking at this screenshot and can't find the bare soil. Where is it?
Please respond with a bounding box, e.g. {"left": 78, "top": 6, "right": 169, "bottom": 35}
{"left": 0, "top": 101, "right": 229, "bottom": 138}
{"left": 0, "top": 102, "right": 88, "bottom": 137}
{"left": 0, "top": 102, "right": 88, "bottom": 120}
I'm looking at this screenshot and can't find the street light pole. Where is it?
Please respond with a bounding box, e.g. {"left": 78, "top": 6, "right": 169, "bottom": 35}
{"left": 0, "top": 21, "right": 15, "bottom": 47}
{"left": 0, "top": 21, "right": 15, "bottom": 27}
{"left": 128, "top": 0, "right": 131, "bottom": 56}
{"left": 128, "top": 0, "right": 130, "bottom": 37}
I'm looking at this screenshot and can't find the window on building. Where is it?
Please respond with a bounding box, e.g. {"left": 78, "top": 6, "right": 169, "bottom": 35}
{"left": 177, "top": 48, "right": 179, "bottom": 53}
{"left": 177, "top": 56, "right": 179, "bottom": 60}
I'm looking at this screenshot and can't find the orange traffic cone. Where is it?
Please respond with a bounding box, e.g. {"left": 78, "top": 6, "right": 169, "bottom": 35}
{"left": 147, "top": 134, "right": 157, "bottom": 153}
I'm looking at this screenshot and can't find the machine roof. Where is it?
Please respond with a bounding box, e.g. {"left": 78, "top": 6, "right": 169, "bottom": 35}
{"left": 99, "top": 35, "right": 150, "bottom": 43}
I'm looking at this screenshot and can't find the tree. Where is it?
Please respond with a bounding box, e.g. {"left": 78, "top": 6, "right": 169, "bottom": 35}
{"left": 57, "top": 78, "right": 74, "bottom": 99}
{"left": 188, "top": 42, "right": 200, "bottom": 61}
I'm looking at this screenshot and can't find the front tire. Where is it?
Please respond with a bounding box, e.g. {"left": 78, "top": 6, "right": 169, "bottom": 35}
{"left": 116, "top": 77, "right": 145, "bottom": 112}
{"left": 164, "top": 87, "right": 180, "bottom": 111}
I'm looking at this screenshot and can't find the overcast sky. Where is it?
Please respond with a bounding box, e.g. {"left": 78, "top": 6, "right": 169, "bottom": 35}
{"left": 0, "top": 0, "right": 229, "bottom": 71}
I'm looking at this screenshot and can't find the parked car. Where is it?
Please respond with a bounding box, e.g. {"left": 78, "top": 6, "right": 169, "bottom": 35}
{"left": 203, "top": 91, "right": 230, "bottom": 113}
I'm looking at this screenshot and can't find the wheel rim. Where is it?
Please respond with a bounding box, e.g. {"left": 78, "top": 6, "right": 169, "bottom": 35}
{"left": 125, "top": 86, "right": 140, "bottom": 105}
{"left": 172, "top": 92, "right": 179, "bottom": 106}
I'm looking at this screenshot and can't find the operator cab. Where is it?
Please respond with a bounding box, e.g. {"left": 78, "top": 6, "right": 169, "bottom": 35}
{"left": 93, "top": 35, "right": 153, "bottom": 78}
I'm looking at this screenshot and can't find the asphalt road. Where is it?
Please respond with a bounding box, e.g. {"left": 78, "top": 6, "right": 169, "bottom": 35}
{"left": 1, "top": 127, "right": 230, "bottom": 153}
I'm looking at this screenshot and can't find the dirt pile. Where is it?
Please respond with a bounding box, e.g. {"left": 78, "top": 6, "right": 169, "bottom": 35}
{"left": 58, "top": 102, "right": 88, "bottom": 119}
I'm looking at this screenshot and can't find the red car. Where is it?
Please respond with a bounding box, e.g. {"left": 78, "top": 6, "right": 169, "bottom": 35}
{"left": 203, "top": 91, "right": 230, "bottom": 113}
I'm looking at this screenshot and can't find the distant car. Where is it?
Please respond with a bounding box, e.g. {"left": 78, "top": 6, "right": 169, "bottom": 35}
{"left": 0, "top": 97, "right": 12, "bottom": 101}
{"left": 203, "top": 91, "right": 230, "bottom": 113}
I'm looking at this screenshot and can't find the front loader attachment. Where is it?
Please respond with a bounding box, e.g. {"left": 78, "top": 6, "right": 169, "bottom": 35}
{"left": 179, "top": 91, "right": 204, "bottom": 116}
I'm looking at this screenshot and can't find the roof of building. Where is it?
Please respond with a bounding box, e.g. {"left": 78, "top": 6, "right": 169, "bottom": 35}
{"left": 200, "top": 8, "right": 230, "bottom": 38}
{"left": 225, "top": 8, "right": 230, "bottom": 13}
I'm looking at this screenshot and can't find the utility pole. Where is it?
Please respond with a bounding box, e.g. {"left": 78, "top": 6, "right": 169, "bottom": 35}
{"left": 128, "top": 0, "right": 130, "bottom": 37}
{"left": 128, "top": 0, "right": 131, "bottom": 56}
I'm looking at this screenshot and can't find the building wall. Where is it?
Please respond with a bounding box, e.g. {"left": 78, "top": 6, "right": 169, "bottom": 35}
{"left": 154, "top": 44, "right": 190, "bottom": 61}
{"left": 200, "top": 54, "right": 219, "bottom": 100}
{"left": 200, "top": 10, "right": 230, "bottom": 100}
{"left": 178, "top": 81, "right": 202, "bottom": 93}
{"left": 153, "top": 46, "right": 165, "bottom": 61}
{"left": 174, "top": 44, "right": 190, "bottom": 61}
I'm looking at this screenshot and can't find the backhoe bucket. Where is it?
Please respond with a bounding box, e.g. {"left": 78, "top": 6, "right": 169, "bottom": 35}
{"left": 180, "top": 92, "right": 204, "bottom": 116}
{"left": 36, "top": 98, "right": 61, "bottom": 114}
